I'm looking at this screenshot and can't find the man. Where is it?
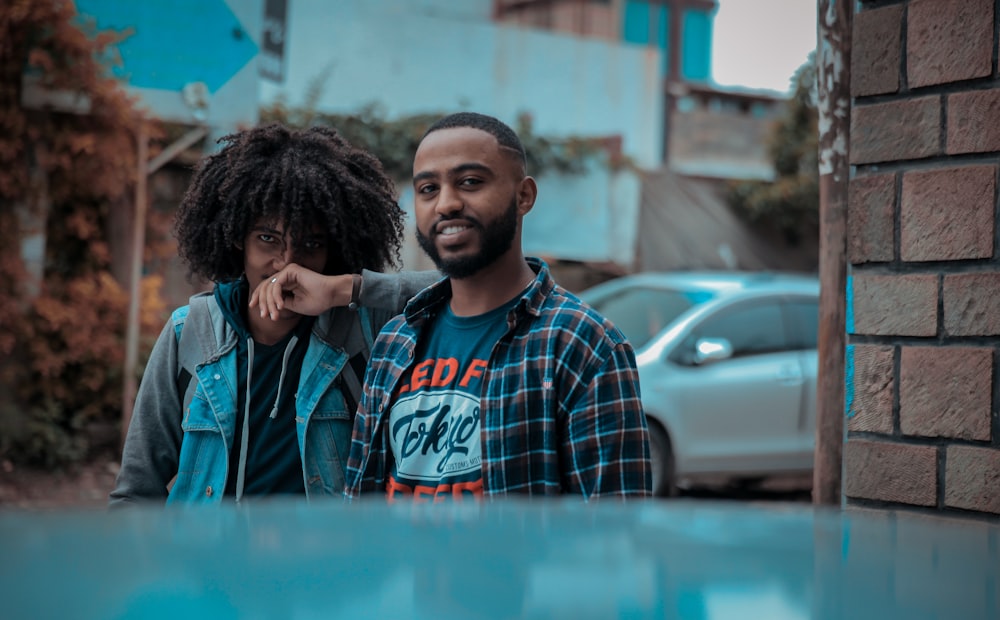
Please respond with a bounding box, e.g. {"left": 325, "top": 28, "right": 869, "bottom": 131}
{"left": 343, "top": 112, "right": 651, "bottom": 500}
{"left": 109, "top": 123, "right": 437, "bottom": 505}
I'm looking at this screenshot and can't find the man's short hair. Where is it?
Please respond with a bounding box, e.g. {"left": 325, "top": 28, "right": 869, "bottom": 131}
{"left": 423, "top": 112, "right": 527, "bottom": 170}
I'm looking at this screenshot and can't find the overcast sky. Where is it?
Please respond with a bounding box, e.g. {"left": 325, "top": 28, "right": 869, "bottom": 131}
{"left": 711, "top": 0, "right": 817, "bottom": 93}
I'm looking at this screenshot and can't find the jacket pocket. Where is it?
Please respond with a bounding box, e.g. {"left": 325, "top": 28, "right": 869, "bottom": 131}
{"left": 303, "top": 408, "right": 353, "bottom": 497}
{"left": 182, "top": 389, "right": 220, "bottom": 431}
{"left": 170, "top": 427, "right": 228, "bottom": 504}
{"left": 171, "top": 393, "right": 228, "bottom": 503}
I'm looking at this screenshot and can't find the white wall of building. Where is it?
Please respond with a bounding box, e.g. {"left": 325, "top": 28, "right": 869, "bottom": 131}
{"left": 261, "top": 0, "right": 662, "bottom": 168}
{"left": 524, "top": 164, "right": 641, "bottom": 267}
{"left": 262, "top": 0, "right": 659, "bottom": 270}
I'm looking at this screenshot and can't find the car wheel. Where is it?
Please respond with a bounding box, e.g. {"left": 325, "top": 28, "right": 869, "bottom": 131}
{"left": 647, "top": 421, "right": 675, "bottom": 497}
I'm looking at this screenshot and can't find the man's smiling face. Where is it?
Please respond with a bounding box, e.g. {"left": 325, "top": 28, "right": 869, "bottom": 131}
{"left": 412, "top": 127, "right": 524, "bottom": 279}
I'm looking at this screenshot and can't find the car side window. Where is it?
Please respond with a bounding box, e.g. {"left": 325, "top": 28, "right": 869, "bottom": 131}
{"left": 671, "top": 301, "right": 787, "bottom": 365}
{"left": 783, "top": 299, "right": 819, "bottom": 350}
{"left": 589, "top": 287, "right": 698, "bottom": 350}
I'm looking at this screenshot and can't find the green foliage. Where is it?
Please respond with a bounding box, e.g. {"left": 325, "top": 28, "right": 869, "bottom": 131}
{"left": 262, "top": 94, "right": 612, "bottom": 182}
{"left": 263, "top": 101, "right": 438, "bottom": 182}
{"left": 0, "top": 1, "right": 163, "bottom": 467}
{"left": 727, "top": 53, "right": 819, "bottom": 244}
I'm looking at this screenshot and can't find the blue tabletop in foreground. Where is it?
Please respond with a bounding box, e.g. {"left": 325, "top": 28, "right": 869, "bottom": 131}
{"left": 1, "top": 499, "right": 997, "bottom": 619}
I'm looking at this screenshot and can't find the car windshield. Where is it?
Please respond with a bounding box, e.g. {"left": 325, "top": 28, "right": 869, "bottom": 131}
{"left": 588, "top": 286, "right": 716, "bottom": 349}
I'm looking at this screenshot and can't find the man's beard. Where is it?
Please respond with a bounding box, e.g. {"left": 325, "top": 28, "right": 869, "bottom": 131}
{"left": 416, "top": 198, "right": 518, "bottom": 279}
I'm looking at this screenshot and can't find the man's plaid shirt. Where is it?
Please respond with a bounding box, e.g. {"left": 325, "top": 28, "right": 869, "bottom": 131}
{"left": 344, "top": 257, "right": 651, "bottom": 499}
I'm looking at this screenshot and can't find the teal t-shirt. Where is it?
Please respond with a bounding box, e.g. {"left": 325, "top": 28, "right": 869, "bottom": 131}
{"left": 386, "top": 298, "right": 517, "bottom": 502}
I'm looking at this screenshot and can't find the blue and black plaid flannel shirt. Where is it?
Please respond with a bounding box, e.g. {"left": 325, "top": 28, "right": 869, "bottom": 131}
{"left": 344, "top": 257, "right": 651, "bottom": 500}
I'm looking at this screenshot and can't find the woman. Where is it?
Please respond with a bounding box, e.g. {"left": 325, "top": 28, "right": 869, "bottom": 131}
{"left": 110, "top": 123, "right": 437, "bottom": 505}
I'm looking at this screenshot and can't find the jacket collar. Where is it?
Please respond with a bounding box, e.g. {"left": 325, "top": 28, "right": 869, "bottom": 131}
{"left": 402, "top": 257, "right": 554, "bottom": 327}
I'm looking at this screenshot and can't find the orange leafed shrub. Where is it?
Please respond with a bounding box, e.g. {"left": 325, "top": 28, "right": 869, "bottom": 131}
{"left": 0, "top": 1, "right": 166, "bottom": 467}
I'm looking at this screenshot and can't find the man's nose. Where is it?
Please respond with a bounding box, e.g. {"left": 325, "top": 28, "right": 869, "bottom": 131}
{"left": 434, "top": 186, "right": 463, "bottom": 217}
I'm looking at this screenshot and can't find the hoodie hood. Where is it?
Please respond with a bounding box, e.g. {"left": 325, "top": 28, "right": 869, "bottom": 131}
{"left": 214, "top": 278, "right": 252, "bottom": 340}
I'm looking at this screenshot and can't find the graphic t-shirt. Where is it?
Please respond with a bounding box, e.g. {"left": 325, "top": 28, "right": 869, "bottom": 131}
{"left": 387, "top": 299, "right": 515, "bottom": 502}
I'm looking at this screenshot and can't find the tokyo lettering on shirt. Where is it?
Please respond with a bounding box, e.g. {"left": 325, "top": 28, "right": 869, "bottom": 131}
{"left": 386, "top": 300, "right": 514, "bottom": 502}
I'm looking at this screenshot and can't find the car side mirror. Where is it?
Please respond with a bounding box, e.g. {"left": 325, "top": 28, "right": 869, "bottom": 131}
{"left": 693, "top": 337, "right": 733, "bottom": 365}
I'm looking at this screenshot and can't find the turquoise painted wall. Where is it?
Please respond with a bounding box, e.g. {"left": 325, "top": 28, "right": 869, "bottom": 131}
{"left": 658, "top": 6, "right": 670, "bottom": 77}
{"left": 682, "top": 9, "right": 712, "bottom": 81}
{"left": 621, "top": 0, "right": 712, "bottom": 82}
{"left": 623, "top": 0, "right": 653, "bottom": 44}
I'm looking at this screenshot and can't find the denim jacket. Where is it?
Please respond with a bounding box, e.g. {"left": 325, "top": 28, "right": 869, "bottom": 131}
{"left": 110, "top": 269, "right": 440, "bottom": 506}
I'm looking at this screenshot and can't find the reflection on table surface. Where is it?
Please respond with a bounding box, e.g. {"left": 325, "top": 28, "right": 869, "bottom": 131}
{"left": 1, "top": 499, "right": 997, "bottom": 619}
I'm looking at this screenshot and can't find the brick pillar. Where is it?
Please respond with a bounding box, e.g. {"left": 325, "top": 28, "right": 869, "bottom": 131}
{"left": 846, "top": 0, "right": 1000, "bottom": 517}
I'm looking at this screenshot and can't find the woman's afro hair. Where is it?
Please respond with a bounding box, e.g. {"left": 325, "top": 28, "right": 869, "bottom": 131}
{"left": 173, "top": 123, "right": 405, "bottom": 282}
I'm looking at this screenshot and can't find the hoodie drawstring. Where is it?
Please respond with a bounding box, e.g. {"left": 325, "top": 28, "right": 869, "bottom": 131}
{"left": 235, "top": 337, "right": 254, "bottom": 504}
{"left": 270, "top": 334, "right": 299, "bottom": 419}
{"left": 234, "top": 334, "right": 300, "bottom": 504}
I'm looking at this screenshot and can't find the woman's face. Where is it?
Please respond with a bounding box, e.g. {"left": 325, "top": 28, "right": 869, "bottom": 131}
{"left": 242, "top": 218, "right": 328, "bottom": 317}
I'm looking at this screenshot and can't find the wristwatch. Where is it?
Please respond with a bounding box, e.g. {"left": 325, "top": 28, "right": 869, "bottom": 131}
{"left": 347, "top": 273, "right": 362, "bottom": 311}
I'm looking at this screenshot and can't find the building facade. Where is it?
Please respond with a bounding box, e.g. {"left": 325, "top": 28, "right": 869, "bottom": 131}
{"left": 495, "top": 0, "right": 789, "bottom": 167}
{"left": 494, "top": 0, "right": 715, "bottom": 82}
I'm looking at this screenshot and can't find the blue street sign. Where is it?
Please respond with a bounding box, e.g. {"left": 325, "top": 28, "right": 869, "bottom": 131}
{"left": 75, "top": 0, "right": 258, "bottom": 94}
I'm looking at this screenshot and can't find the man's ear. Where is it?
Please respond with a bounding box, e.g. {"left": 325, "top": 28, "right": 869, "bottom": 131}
{"left": 516, "top": 176, "right": 537, "bottom": 216}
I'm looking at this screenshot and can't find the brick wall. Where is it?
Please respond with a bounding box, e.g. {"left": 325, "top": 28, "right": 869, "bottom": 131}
{"left": 846, "top": 0, "right": 1000, "bottom": 517}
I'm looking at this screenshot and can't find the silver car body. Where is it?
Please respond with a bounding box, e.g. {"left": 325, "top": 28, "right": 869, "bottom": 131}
{"left": 580, "top": 272, "right": 819, "bottom": 494}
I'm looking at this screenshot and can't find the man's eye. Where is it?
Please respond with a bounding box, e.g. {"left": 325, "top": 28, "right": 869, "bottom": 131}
{"left": 417, "top": 184, "right": 437, "bottom": 195}
{"left": 459, "top": 177, "right": 482, "bottom": 187}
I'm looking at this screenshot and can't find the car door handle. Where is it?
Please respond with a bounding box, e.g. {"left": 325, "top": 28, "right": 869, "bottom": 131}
{"left": 775, "top": 366, "right": 803, "bottom": 385}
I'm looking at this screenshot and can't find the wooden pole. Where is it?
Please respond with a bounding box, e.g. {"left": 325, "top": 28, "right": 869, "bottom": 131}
{"left": 121, "top": 121, "right": 148, "bottom": 449}
{"left": 813, "top": 0, "right": 852, "bottom": 505}
{"left": 117, "top": 123, "right": 206, "bottom": 450}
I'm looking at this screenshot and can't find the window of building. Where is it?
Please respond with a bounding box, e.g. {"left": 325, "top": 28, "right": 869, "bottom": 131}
{"left": 676, "top": 95, "right": 698, "bottom": 113}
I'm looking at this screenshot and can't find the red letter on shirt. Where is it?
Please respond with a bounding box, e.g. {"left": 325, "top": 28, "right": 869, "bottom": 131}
{"left": 459, "top": 359, "right": 488, "bottom": 387}
{"left": 431, "top": 358, "right": 459, "bottom": 387}
{"left": 410, "top": 358, "right": 434, "bottom": 391}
